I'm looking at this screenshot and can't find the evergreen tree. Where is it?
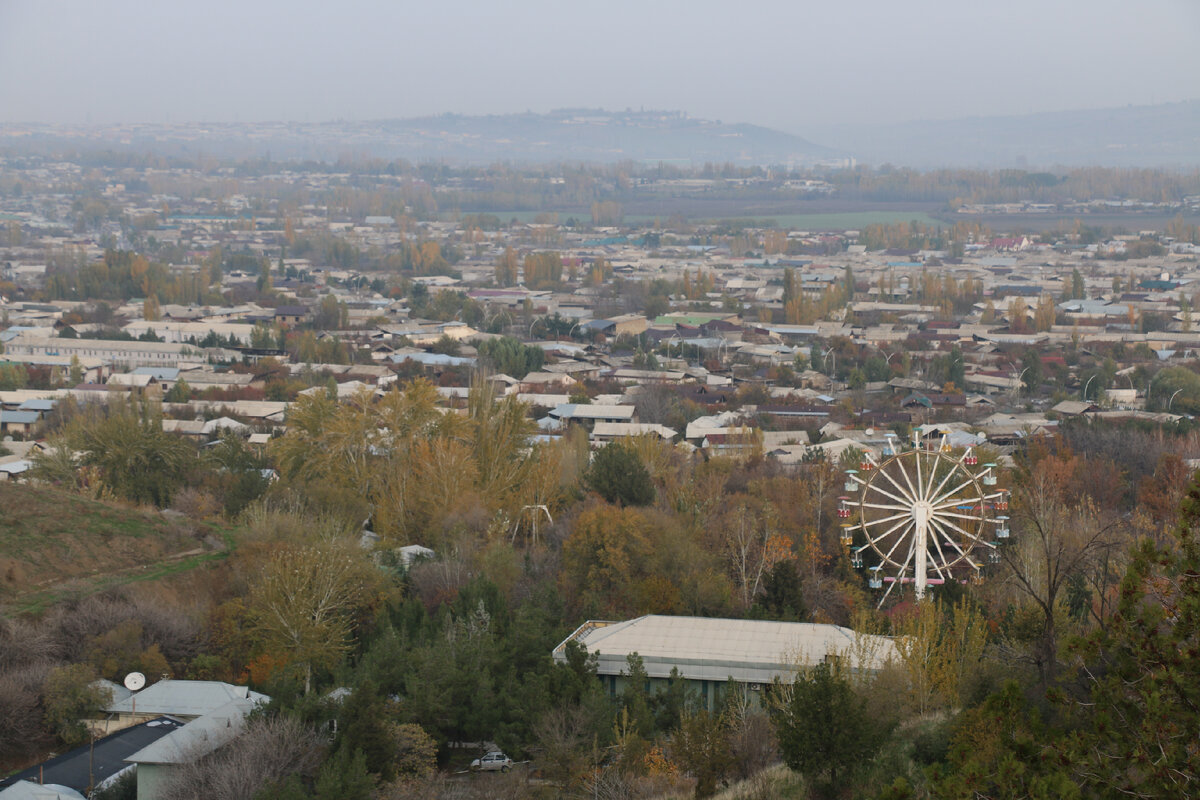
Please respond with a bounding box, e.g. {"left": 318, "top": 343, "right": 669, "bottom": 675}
{"left": 585, "top": 441, "right": 655, "bottom": 507}
{"left": 772, "top": 661, "right": 889, "bottom": 795}
{"left": 314, "top": 748, "right": 375, "bottom": 800}
{"left": 1065, "top": 475, "right": 1200, "bottom": 795}
{"left": 332, "top": 681, "right": 396, "bottom": 780}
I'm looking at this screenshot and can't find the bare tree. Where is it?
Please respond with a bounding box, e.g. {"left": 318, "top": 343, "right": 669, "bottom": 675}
{"left": 721, "top": 501, "right": 787, "bottom": 609}
{"left": 0, "top": 616, "right": 62, "bottom": 671}
{"left": 532, "top": 705, "right": 593, "bottom": 788}
{"left": 0, "top": 667, "right": 51, "bottom": 759}
{"left": 45, "top": 591, "right": 202, "bottom": 665}
{"left": 998, "top": 460, "right": 1126, "bottom": 688}
{"left": 159, "top": 715, "right": 324, "bottom": 800}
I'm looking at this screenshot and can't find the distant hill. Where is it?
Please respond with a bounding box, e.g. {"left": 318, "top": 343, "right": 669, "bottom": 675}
{"left": 803, "top": 100, "right": 1200, "bottom": 168}
{"left": 0, "top": 110, "right": 844, "bottom": 166}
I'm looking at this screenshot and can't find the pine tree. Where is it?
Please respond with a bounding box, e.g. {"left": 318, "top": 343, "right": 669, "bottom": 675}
{"left": 771, "top": 661, "right": 889, "bottom": 793}
{"left": 585, "top": 441, "right": 655, "bottom": 506}
{"left": 315, "top": 748, "right": 375, "bottom": 800}
{"left": 1065, "top": 476, "right": 1200, "bottom": 794}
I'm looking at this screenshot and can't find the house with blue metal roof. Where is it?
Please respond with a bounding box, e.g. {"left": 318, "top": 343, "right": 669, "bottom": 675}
{"left": 0, "top": 409, "right": 39, "bottom": 436}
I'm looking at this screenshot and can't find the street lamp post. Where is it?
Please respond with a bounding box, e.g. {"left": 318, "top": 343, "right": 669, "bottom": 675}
{"left": 823, "top": 347, "right": 836, "bottom": 376}
{"left": 1015, "top": 367, "right": 1030, "bottom": 400}
{"left": 487, "top": 309, "right": 512, "bottom": 333}
{"left": 1083, "top": 374, "right": 1097, "bottom": 402}
{"left": 1169, "top": 388, "right": 1184, "bottom": 413}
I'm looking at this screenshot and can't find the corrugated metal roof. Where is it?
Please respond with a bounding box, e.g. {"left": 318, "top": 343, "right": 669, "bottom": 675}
{"left": 106, "top": 679, "right": 268, "bottom": 717}
{"left": 0, "top": 780, "right": 86, "bottom": 799}
{"left": 124, "top": 698, "right": 256, "bottom": 765}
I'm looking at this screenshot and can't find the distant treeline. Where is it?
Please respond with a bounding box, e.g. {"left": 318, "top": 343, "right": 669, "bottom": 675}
{"left": 6, "top": 147, "right": 1200, "bottom": 218}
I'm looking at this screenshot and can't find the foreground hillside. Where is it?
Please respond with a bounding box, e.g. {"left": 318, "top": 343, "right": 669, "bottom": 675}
{"left": 0, "top": 483, "right": 222, "bottom": 613}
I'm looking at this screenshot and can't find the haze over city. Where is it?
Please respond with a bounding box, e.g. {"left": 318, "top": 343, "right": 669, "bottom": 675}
{"left": 2, "top": 0, "right": 1198, "bottom": 132}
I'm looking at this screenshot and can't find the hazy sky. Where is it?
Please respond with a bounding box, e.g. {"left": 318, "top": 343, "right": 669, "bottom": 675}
{"left": 1, "top": 0, "right": 1197, "bottom": 134}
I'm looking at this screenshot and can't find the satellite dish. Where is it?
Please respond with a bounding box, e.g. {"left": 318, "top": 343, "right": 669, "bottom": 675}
{"left": 124, "top": 672, "right": 146, "bottom": 692}
{"left": 865, "top": 428, "right": 876, "bottom": 436}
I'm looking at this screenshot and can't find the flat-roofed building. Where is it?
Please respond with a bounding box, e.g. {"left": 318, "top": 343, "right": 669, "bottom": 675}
{"left": 122, "top": 321, "right": 255, "bottom": 345}
{"left": 4, "top": 336, "right": 234, "bottom": 369}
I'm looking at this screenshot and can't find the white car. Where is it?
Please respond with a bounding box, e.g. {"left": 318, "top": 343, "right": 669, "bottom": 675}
{"left": 470, "top": 751, "right": 513, "bottom": 772}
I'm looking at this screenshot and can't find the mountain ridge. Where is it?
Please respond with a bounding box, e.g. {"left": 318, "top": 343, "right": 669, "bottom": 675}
{"left": 0, "top": 109, "right": 843, "bottom": 167}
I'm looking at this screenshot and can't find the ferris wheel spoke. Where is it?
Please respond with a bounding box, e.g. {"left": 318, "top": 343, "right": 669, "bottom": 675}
{"left": 930, "top": 455, "right": 957, "bottom": 498}
{"left": 926, "top": 459, "right": 959, "bottom": 504}
{"left": 865, "top": 516, "right": 912, "bottom": 551}
{"left": 863, "top": 482, "right": 914, "bottom": 509}
{"left": 896, "top": 450, "right": 920, "bottom": 502}
{"left": 928, "top": 514, "right": 976, "bottom": 568}
{"left": 933, "top": 514, "right": 994, "bottom": 548}
{"left": 914, "top": 449, "right": 924, "bottom": 501}
{"left": 861, "top": 510, "right": 913, "bottom": 529}
{"left": 872, "top": 465, "right": 917, "bottom": 505}
{"left": 929, "top": 516, "right": 989, "bottom": 572}
{"left": 926, "top": 527, "right": 952, "bottom": 579}
{"left": 927, "top": 516, "right": 972, "bottom": 563}
{"left": 878, "top": 520, "right": 916, "bottom": 565}
{"left": 929, "top": 475, "right": 980, "bottom": 508}
{"left": 877, "top": 572, "right": 902, "bottom": 608}
{"left": 859, "top": 501, "right": 912, "bottom": 513}
{"left": 930, "top": 495, "right": 987, "bottom": 513}
{"left": 935, "top": 510, "right": 988, "bottom": 525}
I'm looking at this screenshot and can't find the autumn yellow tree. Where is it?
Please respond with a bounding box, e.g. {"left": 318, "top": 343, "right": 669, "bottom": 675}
{"left": 272, "top": 379, "right": 540, "bottom": 547}
{"left": 1033, "top": 294, "right": 1057, "bottom": 331}
{"left": 764, "top": 229, "right": 788, "bottom": 255}
{"left": 893, "top": 599, "right": 988, "bottom": 715}
{"left": 494, "top": 247, "right": 519, "bottom": 286}
{"left": 143, "top": 293, "right": 161, "bottom": 321}
{"left": 248, "top": 541, "right": 378, "bottom": 693}
{"left": 562, "top": 505, "right": 654, "bottom": 616}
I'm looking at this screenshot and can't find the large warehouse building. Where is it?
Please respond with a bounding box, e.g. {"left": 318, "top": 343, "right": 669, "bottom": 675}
{"left": 552, "top": 615, "right": 898, "bottom": 709}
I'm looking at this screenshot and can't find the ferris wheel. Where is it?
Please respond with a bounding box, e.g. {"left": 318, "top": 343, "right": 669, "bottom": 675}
{"left": 838, "top": 432, "right": 1009, "bottom": 607}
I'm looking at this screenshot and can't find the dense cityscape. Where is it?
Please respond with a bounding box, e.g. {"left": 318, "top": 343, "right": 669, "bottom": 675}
{"left": 4, "top": 1, "right": 1200, "bottom": 798}
{"left": 1, "top": 150, "right": 1199, "bottom": 799}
